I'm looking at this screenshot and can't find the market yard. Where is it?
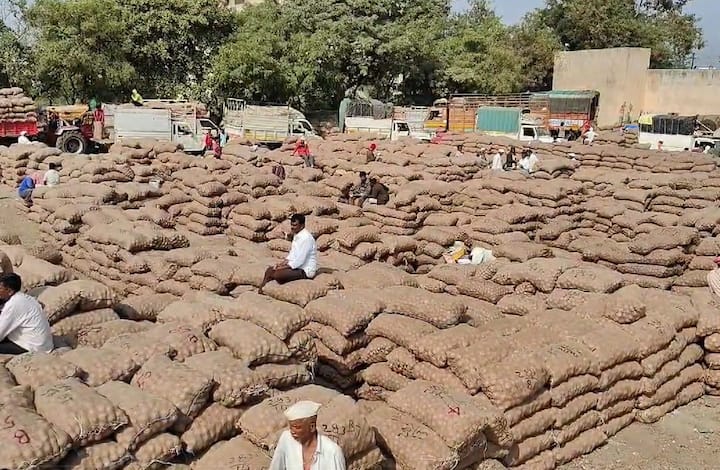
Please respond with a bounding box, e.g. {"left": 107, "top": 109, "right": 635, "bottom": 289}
{"left": 2, "top": 132, "right": 720, "bottom": 470}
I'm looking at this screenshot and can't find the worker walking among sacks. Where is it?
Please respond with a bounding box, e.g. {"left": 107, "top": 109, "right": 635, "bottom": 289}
{"left": 0, "top": 273, "right": 54, "bottom": 354}
{"left": 259, "top": 214, "right": 317, "bottom": 294}
{"left": 270, "top": 400, "right": 346, "bottom": 470}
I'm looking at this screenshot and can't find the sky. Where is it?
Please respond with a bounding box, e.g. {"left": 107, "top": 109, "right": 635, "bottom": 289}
{"left": 453, "top": 0, "right": 718, "bottom": 67}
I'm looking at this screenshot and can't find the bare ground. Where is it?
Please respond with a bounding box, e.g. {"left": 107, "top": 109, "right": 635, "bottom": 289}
{"left": 1, "top": 185, "right": 719, "bottom": 470}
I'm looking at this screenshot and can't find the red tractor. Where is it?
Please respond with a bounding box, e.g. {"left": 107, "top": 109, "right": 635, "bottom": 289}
{"left": 0, "top": 105, "right": 97, "bottom": 153}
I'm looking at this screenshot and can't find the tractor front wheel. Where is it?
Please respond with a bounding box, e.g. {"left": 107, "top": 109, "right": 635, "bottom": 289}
{"left": 56, "top": 130, "right": 87, "bottom": 154}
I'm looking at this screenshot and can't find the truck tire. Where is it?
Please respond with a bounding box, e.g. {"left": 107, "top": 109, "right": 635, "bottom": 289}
{"left": 56, "top": 130, "right": 87, "bottom": 154}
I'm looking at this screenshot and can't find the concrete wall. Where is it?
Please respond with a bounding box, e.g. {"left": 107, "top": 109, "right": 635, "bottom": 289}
{"left": 553, "top": 48, "right": 651, "bottom": 127}
{"left": 644, "top": 69, "right": 720, "bottom": 116}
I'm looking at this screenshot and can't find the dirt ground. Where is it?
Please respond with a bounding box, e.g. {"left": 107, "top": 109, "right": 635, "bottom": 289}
{"left": 562, "top": 396, "right": 720, "bottom": 470}
{"left": 1, "top": 184, "right": 719, "bottom": 469}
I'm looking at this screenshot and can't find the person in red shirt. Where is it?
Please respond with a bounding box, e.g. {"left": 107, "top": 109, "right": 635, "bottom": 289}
{"left": 292, "top": 137, "right": 314, "bottom": 168}
{"left": 212, "top": 138, "right": 222, "bottom": 159}
{"left": 203, "top": 131, "right": 214, "bottom": 152}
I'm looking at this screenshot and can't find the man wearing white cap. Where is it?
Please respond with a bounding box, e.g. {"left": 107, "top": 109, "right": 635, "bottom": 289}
{"left": 270, "top": 400, "right": 346, "bottom": 470}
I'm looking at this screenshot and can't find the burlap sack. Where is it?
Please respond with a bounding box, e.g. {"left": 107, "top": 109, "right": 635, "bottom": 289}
{"left": 638, "top": 364, "right": 703, "bottom": 410}
{"left": 125, "top": 433, "right": 182, "bottom": 470}
{"left": 114, "top": 294, "right": 177, "bottom": 321}
{"left": 142, "top": 323, "right": 217, "bottom": 361}
{"left": 502, "top": 432, "right": 554, "bottom": 466}
{"left": 551, "top": 428, "right": 607, "bottom": 466}
{"left": 262, "top": 277, "right": 333, "bottom": 307}
{"left": 555, "top": 393, "right": 598, "bottom": 428}
{"left": 505, "top": 390, "right": 553, "bottom": 427}
{"left": 627, "top": 226, "right": 698, "bottom": 255}
{"left": 51, "top": 308, "right": 119, "bottom": 340}
{"left": 181, "top": 403, "right": 245, "bottom": 455}
{"left": 705, "top": 333, "right": 720, "bottom": 353}
{"left": 601, "top": 285, "right": 647, "bottom": 324}
{"left": 362, "top": 363, "right": 412, "bottom": 391}
{"left": 305, "top": 289, "right": 385, "bottom": 336}
{"left": 555, "top": 265, "right": 623, "bottom": 293}
{"left": 510, "top": 407, "right": 556, "bottom": 442}
{"left": 238, "top": 385, "right": 340, "bottom": 451}
{"left": 131, "top": 356, "right": 213, "bottom": 422}
{"left": 0, "top": 363, "right": 16, "bottom": 388}
{"left": 602, "top": 412, "right": 635, "bottom": 438}
{"left": 208, "top": 319, "right": 291, "bottom": 365}
{"left": 0, "top": 385, "right": 34, "bottom": 408}
{"left": 635, "top": 398, "right": 678, "bottom": 424}
{"left": 536, "top": 340, "right": 599, "bottom": 386}
{"left": 38, "top": 280, "right": 115, "bottom": 323}
{"left": 317, "top": 394, "right": 376, "bottom": 459}
{"left": 554, "top": 411, "right": 601, "bottom": 446}
{"left": 497, "top": 294, "right": 545, "bottom": 317}
{"left": 336, "top": 262, "right": 418, "bottom": 289}
{"left": 474, "top": 355, "right": 550, "bottom": 410}
{"left": 355, "top": 383, "right": 392, "bottom": 402}
{"left": 368, "top": 403, "right": 459, "bottom": 470}
{"left": 303, "top": 322, "right": 370, "bottom": 356}
{"left": 362, "top": 337, "right": 397, "bottom": 364}
{"left": 194, "top": 291, "right": 308, "bottom": 340}
{"left": 456, "top": 278, "right": 514, "bottom": 303}
{"left": 183, "top": 349, "right": 269, "bottom": 406}
{"left": 387, "top": 381, "right": 497, "bottom": 452}
{"left": 597, "top": 361, "right": 644, "bottom": 389}
{"left": 7, "top": 352, "right": 81, "bottom": 389}
{"left": 366, "top": 313, "right": 439, "bottom": 350}
{"left": 0, "top": 404, "right": 72, "bottom": 469}
{"left": 58, "top": 440, "right": 130, "bottom": 470}
{"left": 386, "top": 347, "right": 417, "bottom": 377}
{"left": 191, "top": 436, "right": 271, "bottom": 470}
{"left": 156, "top": 300, "right": 227, "bottom": 332}
{"left": 493, "top": 258, "right": 578, "bottom": 293}
{"left": 597, "top": 379, "right": 643, "bottom": 410}
{"left": 640, "top": 336, "right": 687, "bottom": 376}
{"left": 253, "top": 363, "right": 313, "bottom": 390}
{"left": 102, "top": 333, "right": 175, "bottom": 365}
{"left": 347, "top": 447, "right": 385, "bottom": 470}
{"left": 381, "top": 286, "right": 466, "bottom": 328}
{"left": 76, "top": 320, "right": 152, "bottom": 348}
{"left": 549, "top": 374, "right": 599, "bottom": 408}
{"left": 61, "top": 347, "right": 137, "bottom": 386}
{"left": 97, "top": 381, "right": 178, "bottom": 451}
{"left": 409, "top": 324, "right": 479, "bottom": 368}
{"left": 35, "top": 378, "right": 128, "bottom": 446}
{"left": 15, "top": 257, "right": 73, "bottom": 289}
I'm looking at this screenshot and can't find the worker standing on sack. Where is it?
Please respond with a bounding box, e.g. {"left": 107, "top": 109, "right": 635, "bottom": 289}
{"left": 270, "top": 400, "right": 346, "bottom": 470}
{"left": 131, "top": 89, "right": 144, "bottom": 106}
{"left": 93, "top": 103, "right": 105, "bottom": 140}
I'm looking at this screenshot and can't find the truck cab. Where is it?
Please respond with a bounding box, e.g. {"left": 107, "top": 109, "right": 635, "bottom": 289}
{"left": 115, "top": 108, "right": 206, "bottom": 153}
{"left": 520, "top": 124, "right": 554, "bottom": 143}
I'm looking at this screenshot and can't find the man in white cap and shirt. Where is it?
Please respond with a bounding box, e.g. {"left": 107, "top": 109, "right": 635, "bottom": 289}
{"left": 270, "top": 400, "right": 346, "bottom": 470}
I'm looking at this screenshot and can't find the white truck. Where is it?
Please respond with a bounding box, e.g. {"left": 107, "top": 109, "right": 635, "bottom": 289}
{"left": 476, "top": 107, "right": 554, "bottom": 143}
{"left": 223, "top": 99, "right": 318, "bottom": 148}
{"left": 114, "top": 108, "right": 207, "bottom": 153}
{"left": 344, "top": 116, "right": 427, "bottom": 141}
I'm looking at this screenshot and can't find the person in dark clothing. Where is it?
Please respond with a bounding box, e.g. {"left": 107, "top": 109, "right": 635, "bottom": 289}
{"left": 504, "top": 146, "right": 517, "bottom": 170}
{"left": 366, "top": 177, "right": 389, "bottom": 205}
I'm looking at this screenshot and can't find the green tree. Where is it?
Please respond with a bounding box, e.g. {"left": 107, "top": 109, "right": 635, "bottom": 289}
{"left": 510, "top": 12, "right": 563, "bottom": 91}
{"left": 436, "top": 6, "right": 524, "bottom": 95}
{"left": 27, "top": 0, "right": 136, "bottom": 103}
{"left": 117, "top": 0, "right": 237, "bottom": 98}
{"left": 539, "top": 0, "right": 702, "bottom": 68}
{"left": 0, "top": 22, "right": 30, "bottom": 89}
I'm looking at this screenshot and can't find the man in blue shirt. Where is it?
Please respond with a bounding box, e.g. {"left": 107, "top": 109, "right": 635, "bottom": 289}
{"left": 17, "top": 175, "right": 35, "bottom": 207}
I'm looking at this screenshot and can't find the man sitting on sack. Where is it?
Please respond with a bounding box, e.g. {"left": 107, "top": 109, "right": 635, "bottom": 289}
{"left": 0, "top": 273, "right": 54, "bottom": 355}
{"left": 259, "top": 214, "right": 317, "bottom": 294}
{"left": 270, "top": 400, "right": 346, "bottom": 470}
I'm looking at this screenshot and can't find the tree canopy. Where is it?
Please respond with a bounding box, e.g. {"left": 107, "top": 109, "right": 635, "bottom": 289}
{"left": 0, "top": 0, "right": 704, "bottom": 108}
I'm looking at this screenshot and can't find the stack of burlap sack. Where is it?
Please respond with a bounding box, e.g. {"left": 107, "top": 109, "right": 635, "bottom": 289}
{"left": 0, "top": 143, "right": 63, "bottom": 186}
{"left": 0, "top": 86, "right": 36, "bottom": 121}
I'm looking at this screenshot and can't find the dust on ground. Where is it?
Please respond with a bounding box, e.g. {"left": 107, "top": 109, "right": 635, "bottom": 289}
{"left": 561, "top": 394, "right": 720, "bottom": 469}
{"left": 0, "top": 186, "right": 719, "bottom": 470}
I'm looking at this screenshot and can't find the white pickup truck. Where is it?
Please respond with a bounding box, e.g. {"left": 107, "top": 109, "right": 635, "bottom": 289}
{"left": 344, "top": 117, "right": 428, "bottom": 141}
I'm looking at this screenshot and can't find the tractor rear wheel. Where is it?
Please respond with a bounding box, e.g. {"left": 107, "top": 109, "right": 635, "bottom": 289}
{"left": 56, "top": 130, "right": 87, "bottom": 154}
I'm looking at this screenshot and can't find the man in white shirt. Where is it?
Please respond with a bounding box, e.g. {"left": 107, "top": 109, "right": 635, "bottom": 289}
{"left": 0, "top": 273, "right": 54, "bottom": 354}
{"left": 270, "top": 400, "right": 346, "bottom": 470}
{"left": 519, "top": 150, "right": 539, "bottom": 174}
{"left": 491, "top": 149, "right": 505, "bottom": 171}
{"left": 17, "top": 131, "right": 30, "bottom": 145}
{"left": 43, "top": 163, "right": 60, "bottom": 187}
{"left": 259, "top": 214, "right": 318, "bottom": 294}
